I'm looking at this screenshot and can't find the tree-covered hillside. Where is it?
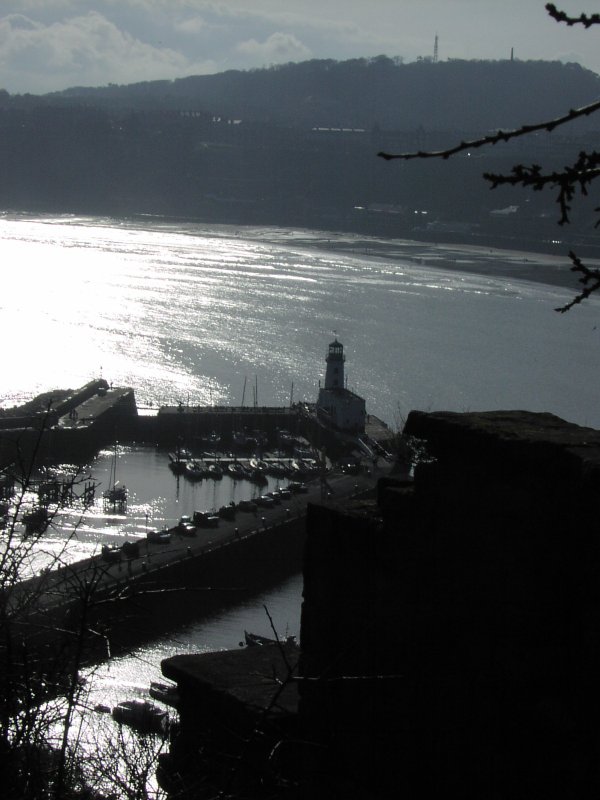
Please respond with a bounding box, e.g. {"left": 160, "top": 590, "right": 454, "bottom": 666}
{"left": 42, "top": 56, "right": 600, "bottom": 132}
{"left": 0, "top": 57, "right": 598, "bottom": 255}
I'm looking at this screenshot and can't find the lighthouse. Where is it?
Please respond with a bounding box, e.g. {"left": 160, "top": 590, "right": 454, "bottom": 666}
{"left": 324, "top": 338, "right": 345, "bottom": 389}
{"left": 316, "top": 338, "right": 366, "bottom": 434}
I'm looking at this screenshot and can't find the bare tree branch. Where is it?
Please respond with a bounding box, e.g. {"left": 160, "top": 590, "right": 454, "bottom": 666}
{"left": 377, "top": 98, "right": 600, "bottom": 162}
{"left": 555, "top": 251, "right": 600, "bottom": 312}
{"left": 546, "top": 3, "right": 600, "bottom": 28}
{"left": 483, "top": 151, "right": 600, "bottom": 225}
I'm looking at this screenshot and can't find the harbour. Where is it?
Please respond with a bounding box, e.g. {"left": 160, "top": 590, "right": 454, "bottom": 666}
{"left": 1, "top": 337, "right": 394, "bottom": 676}
{"left": 2, "top": 214, "right": 600, "bottom": 797}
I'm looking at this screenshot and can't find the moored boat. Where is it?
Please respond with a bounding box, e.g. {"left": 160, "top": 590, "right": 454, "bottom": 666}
{"left": 168, "top": 447, "right": 192, "bottom": 474}
{"left": 243, "top": 630, "right": 278, "bottom": 647}
{"left": 185, "top": 460, "right": 205, "bottom": 480}
{"left": 149, "top": 681, "right": 180, "bottom": 709}
{"left": 22, "top": 505, "right": 50, "bottom": 535}
{"left": 267, "top": 461, "right": 288, "bottom": 477}
{"left": 227, "top": 462, "right": 245, "bottom": 480}
{"left": 206, "top": 463, "right": 223, "bottom": 479}
{"left": 112, "top": 699, "right": 167, "bottom": 733}
{"left": 249, "top": 469, "right": 268, "bottom": 486}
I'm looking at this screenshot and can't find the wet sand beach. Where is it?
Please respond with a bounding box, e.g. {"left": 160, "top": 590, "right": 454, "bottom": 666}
{"left": 239, "top": 226, "right": 594, "bottom": 294}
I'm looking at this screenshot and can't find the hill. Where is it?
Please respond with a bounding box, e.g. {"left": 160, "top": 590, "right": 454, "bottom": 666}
{"left": 1, "top": 57, "right": 599, "bottom": 254}
{"left": 44, "top": 56, "right": 600, "bottom": 132}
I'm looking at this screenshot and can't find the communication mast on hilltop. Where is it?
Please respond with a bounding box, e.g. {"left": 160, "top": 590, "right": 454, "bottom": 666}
{"left": 433, "top": 33, "right": 439, "bottom": 63}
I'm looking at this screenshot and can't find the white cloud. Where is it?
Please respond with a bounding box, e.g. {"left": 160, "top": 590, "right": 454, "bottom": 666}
{"left": 236, "top": 32, "right": 312, "bottom": 65}
{"left": 0, "top": 11, "right": 216, "bottom": 92}
{"left": 0, "top": 1, "right": 599, "bottom": 94}
{"left": 174, "top": 16, "right": 208, "bottom": 35}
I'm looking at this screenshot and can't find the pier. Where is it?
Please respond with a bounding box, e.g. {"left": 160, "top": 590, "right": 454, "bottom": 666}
{"left": 0, "top": 382, "right": 394, "bottom": 469}
{"left": 2, "top": 351, "right": 396, "bottom": 648}
{"left": 12, "top": 461, "right": 387, "bottom": 653}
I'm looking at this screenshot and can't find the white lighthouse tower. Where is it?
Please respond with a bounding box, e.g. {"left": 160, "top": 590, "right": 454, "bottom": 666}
{"left": 316, "top": 338, "right": 366, "bottom": 433}
{"left": 324, "top": 338, "right": 345, "bottom": 389}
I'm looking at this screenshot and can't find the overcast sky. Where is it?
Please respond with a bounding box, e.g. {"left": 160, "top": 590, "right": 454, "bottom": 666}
{"left": 1, "top": 1, "right": 598, "bottom": 95}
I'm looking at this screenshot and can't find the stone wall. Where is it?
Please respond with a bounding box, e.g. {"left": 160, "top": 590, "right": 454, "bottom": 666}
{"left": 298, "top": 410, "right": 600, "bottom": 798}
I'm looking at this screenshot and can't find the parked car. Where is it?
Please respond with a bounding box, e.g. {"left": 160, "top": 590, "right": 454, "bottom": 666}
{"left": 193, "top": 511, "right": 219, "bottom": 528}
{"left": 255, "top": 495, "right": 275, "bottom": 508}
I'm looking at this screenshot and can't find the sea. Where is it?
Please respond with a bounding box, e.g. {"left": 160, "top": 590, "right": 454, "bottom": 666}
{"left": 2, "top": 211, "right": 600, "bottom": 736}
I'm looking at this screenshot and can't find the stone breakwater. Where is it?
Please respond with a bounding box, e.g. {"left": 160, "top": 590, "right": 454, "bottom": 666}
{"left": 0, "top": 382, "right": 394, "bottom": 469}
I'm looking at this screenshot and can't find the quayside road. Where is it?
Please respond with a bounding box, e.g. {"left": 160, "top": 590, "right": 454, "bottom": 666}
{"left": 12, "top": 461, "right": 393, "bottom": 622}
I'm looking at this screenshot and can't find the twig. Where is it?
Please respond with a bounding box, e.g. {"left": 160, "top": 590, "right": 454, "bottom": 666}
{"left": 555, "top": 251, "right": 600, "bottom": 312}
{"left": 545, "top": 3, "right": 600, "bottom": 28}
{"left": 377, "top": 98, "right": 600, "bottom": 162}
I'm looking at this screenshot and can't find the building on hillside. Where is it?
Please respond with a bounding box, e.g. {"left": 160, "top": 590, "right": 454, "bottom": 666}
{"left": 316, "top": 338, "right": 366, "bottom": 434}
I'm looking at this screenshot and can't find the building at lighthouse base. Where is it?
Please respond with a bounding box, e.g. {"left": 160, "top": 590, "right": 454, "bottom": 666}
{"left": 315, "top": 338, "right": 366, "bottom": 434}
{"left": 316, "top": 386, "right": 366, "bottom": 434}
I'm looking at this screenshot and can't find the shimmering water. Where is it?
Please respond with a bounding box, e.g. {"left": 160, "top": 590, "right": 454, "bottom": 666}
{"left": 3, "top": 211, "right": 600, "bottom": 713}
{"left": 2, "top": 212, "right": 599, "bottom": 427}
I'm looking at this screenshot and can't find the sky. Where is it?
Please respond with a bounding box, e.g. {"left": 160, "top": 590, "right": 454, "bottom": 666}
{"left": 1, "top": 0, "right": 598, "bottom": 95}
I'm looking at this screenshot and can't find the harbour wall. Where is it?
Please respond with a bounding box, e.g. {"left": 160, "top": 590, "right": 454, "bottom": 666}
{"left": 1, "top": 382, "right": 393, "bottom": 469}
{"left": 24, "top": 510, "right": 308, "bottom": 657}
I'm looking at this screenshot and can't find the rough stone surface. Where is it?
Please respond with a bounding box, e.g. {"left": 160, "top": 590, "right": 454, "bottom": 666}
{"left": 299, "top": 410, "right": 600, "bottom": 799}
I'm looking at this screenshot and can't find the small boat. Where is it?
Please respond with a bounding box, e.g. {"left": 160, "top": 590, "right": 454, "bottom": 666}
{"left": 103, "top": 444, "right": 127, "bottom": 511}
{"left": 249, "top": 469, "right": 268, "bottom": 486}
{"left": 22, "top": 505, "right": 50, "bottom": 535}
{"left": 243, "top": 630, "right": 297, "bottom": 647}
{"left": 168, "top": 447, "right": 192, "bottom": 474}
{"left": 277, "top": 430, "right": 296, "bottom": 450}
{"left": 244, "top": 630, "right": 277, "bottom": 647}
{"left": 290, "top": 459, "right": 310, "bottom": 476}
{"left": 149, "top": 681, "right": 180, "bottom": 709}
{"left": 227, "top": 462, "right": 245, "bottom": 480}
{"left": 293, "top": 446, "right": 314, "bottom": 459}
{"left": 185, "top": 460, "right": 205, "bottom": 481}
{"left": 206, "top": 463, "right": 223, "bottom": 479}
{"left": 112, "top": 699, "right": 167, "bottom": 733}
{"left": 232, "top": 431, "right": 248, "bottom": 448}
{"left": 267, "top": 461, "right": 288, "bottom": 477}
{"left": 147, "top": 529, "right": 171, "bottom": 545}
{"left": 249, "top": 458, "right": 268, "bottom": 472}
{"left": 251, "top": 430, "right": 269, "bottom": 448}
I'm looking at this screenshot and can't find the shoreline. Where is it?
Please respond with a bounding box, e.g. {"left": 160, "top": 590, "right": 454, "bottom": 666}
{"left": 239, "top": 226, "right": 591, "bottom": 295}
{"left": 4, "top": 208, "right": 594, "bottom": 295}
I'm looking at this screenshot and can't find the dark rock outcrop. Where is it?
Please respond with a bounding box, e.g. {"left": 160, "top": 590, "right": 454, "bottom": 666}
{"left": 299, "top": 410, "right": 600, "bottom": 799}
